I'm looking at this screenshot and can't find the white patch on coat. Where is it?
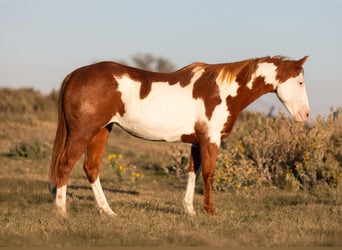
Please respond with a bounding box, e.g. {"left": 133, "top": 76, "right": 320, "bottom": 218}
{"left": 110, "top": 72, "right": 207, "bottom": 142}
{"left": 207, "top": 79, "right": 235, "bottom": 145}
{"left": 216, "top": 73, "right": 240, "bottom": 97}
{"left": 227, "top": 81, "right": 240, "bottom": 97}
{"left": 256, "top": 62, "right": 278, "bottom": 88}
{"left": 191, "top": 67, "right": 205, "bottom": 84}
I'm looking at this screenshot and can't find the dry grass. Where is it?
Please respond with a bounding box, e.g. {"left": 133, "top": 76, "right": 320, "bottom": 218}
{"left": 1, "top": 154, "right": 341, "bottom": 247}
{"left": 0, "top": 88, "right": 341, "bottom": 247}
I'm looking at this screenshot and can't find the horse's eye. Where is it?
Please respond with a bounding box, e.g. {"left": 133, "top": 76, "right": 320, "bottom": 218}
{"left": 299, "top": 82, "right": 303, "bottom": 85}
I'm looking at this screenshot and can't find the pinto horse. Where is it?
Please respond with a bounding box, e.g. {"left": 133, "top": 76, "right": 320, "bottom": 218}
{"left": 49, "top": 56, "right": 310, "bottom": 216}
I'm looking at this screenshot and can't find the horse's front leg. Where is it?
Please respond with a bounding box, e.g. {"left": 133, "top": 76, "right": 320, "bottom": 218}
{"left": 200, "top": 142, "right": 218, "bottom": 215}
{"left": 183, "top": 144, "right": 201, "bottom": 216}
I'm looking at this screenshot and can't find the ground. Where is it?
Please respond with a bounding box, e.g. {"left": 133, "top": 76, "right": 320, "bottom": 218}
{"left": 0, "top": 90, "right": 341, "bottom": 247}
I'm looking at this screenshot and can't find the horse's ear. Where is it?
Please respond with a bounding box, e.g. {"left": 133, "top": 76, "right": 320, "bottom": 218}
{"left": 298, "top": 56, "right": 309, "bottom": 66}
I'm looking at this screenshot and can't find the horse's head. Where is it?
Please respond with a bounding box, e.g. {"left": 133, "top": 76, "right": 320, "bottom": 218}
{"left": 275, "top": 56, "right": 310, "bottom": 122}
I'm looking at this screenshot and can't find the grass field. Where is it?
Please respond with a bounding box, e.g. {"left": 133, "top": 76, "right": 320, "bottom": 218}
{"left": 0, "top": 88, "right": 341, "bottom": 247}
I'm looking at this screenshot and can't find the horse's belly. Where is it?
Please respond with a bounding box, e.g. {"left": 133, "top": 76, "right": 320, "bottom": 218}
{"left": 112, "top": 107, "right": 199, "bottom": 142}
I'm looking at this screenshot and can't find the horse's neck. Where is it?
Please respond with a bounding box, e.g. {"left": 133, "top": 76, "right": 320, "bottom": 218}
{"left": 228, "top": 61, "right": 277, "bottom": 111}
{"left": 220, "top": 62, "right": 278, "bottom": 137}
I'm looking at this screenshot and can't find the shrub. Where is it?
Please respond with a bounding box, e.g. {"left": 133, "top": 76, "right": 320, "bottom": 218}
{"left": 164, "top": 145, "right": 189, "bottom": 178}
{"left": 161, "top": 108, "right": 341, "bottom": 192}
{"left": 7, "top": 140, "right": 50, "bottom": 159}
{"left": 0, "top": 88, "right": 57, "bottom": 121}
{"left": 214, "top": 108, "right": 342, "bottom": 191}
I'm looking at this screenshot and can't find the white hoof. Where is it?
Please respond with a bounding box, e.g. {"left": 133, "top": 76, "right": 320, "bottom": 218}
{"left": 183, "top": 200, "right": 196, "bottom": 216}
{"left": 55, "top": 204, "right": 68, "bottom": 218}
{"left": 100, "top": 206, "right": 117, "bottom": 216}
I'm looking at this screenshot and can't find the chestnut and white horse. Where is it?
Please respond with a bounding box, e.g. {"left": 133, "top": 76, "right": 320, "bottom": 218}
{"left": 49, "top": 56, "right": 310, "bottom": 216}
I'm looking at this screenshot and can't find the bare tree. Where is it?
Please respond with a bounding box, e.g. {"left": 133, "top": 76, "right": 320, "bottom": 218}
{"left": 131, "top": 53, "right": 176, "bottom": 72}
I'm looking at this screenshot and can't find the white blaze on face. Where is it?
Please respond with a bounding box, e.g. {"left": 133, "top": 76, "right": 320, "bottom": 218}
{"left": 276, "top": 73, "right": 310, "bottom": 121}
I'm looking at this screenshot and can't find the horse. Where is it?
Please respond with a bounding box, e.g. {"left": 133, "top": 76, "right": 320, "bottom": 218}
{"left": 49, "top": 55, "right": 310, "bottom": 216}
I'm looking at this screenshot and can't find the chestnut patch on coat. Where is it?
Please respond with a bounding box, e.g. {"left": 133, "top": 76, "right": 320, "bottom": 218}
{"left": 192, "top": 69, "right": 222, "bottom": 120}
{"left": 65, "top": 62, "right": 126, "bottom": 124}
{"left": 190, "top": 59, "right": 263, "bottom": 122}
{"left": 181, "top": 122, "right": 209, "bottom": 144}
{"left": 111, "top": 62, "right": 197, "bottom": 99}
{"left": 221, "top": 76, "right": 274, "bottom": 138}
{"left": 260, "top": 56, "right": 304, "bottom": 83}
{"left": 235, "top": 59, "right": 259, "bottom": 85}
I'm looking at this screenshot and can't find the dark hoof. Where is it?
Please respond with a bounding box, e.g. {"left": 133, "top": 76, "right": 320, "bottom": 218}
{"left": 204, "top": 206, "right": 216, "bottom": 216}
{"left": 48, "top": 183, "right": 57, "bottom": 197}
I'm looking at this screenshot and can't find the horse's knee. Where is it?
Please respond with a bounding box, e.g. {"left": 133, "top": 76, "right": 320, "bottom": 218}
{"left": 83, "top": 163, "right": 99, "bottom": 183}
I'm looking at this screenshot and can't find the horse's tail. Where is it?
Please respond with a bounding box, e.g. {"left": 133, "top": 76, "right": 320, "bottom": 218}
{"left": 49, "top": 74, "right": 71, "bottom": 191}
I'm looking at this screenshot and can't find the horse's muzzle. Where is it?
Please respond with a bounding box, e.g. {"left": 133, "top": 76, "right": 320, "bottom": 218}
{"left": 294, "top": 108, "right": 310, "bottom": 122}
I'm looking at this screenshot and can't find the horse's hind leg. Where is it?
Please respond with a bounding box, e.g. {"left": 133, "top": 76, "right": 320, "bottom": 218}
{"left": 55, "top": 134, "right": 89, "bottom": 215}
{"left": 83, "top": 125, "right": 115, "bottom": 216}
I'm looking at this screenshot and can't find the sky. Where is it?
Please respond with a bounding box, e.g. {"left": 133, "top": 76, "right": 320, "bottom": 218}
{"left": 0, "top": 0, "right": 341, "bottom": 118}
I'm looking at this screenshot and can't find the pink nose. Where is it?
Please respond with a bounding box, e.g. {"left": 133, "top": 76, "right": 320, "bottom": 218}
{"left": 295, "top": 109, "right": 310, "bottom": 122}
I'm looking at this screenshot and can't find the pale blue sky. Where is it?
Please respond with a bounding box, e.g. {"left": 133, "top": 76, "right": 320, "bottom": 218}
{"left": 0, "top": 0, "right": 341, "bottom": 117}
